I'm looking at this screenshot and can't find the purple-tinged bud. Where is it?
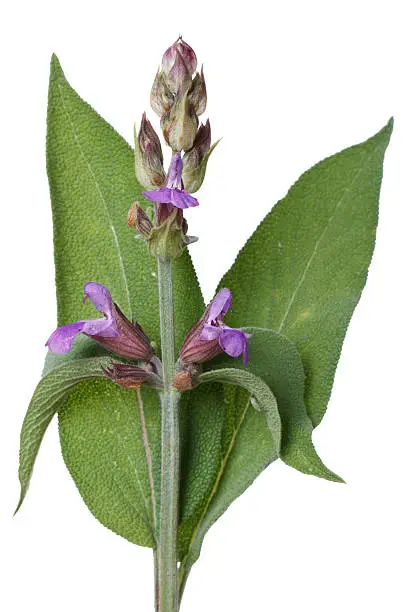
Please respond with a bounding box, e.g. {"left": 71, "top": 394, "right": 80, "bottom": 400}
{"left": 134, "top": 114, "right": 166, "bottom": 190}
{"left": 102, "top": 362, "right": 154, "bottom": 390}
{"left": 166, "top": 50, "right": 193, "bottom": 96}
{"left": 150, "top": 71, "right": 175, "bottom": 118}
{"left": 188, "top": 68, "right": 207, "bottom": 116}
{"left": 127, "top": 202, "right": 153, "bottom": 239}
{"left": 182, "top": 121, "right": 220, "bottom": 193}
{"left": 161, "top": 93, "right": 198, "bottom": 152}
{"left": 162, "top": 37, "right": 197, "bottom": 82}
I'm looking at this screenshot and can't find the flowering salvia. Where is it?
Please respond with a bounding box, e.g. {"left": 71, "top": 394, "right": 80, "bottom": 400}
{"left": 18, "top": 31, "right": 391, "bottom": 612}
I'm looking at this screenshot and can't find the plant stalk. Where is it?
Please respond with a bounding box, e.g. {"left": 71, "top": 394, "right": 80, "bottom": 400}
{"left": 157, "top": 256, "right": 180, "bottom": 612}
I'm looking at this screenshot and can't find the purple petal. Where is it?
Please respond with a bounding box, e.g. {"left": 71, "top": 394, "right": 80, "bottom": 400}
{"left": 200, "top": 323, "right": 222, "bottom": 341}
{"left": 219, "top": 327, "right": 250, "bottom": 363}
{"left": 206, "top": 288, "right": 232, "bottom": 323}
{"left": 170, "top": 190, "right": 199, "bottom": 209}
{"left": 167, "top": 152, "right": 183, "bottom": 188}
{"left": 46, "top": 315, "right": 118, "bottom": 354}
{"left": 46, "top": 321, "right": 86, "bottom": 353}
{"left": 83, "top": 282, "right": 114, "bottom": 317}
{"left": 143, "top": 187, "right": 198, "bottom": 209}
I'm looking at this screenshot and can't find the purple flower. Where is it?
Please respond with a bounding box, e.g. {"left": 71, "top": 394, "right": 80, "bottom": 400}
{"left": 142, "top": 153, "right": 199, "bottom": 210}
{"left": 180, "top": 288, "right": 251, "bottom": 365}
{"left": 46, "top": 282, "right": 153, "bottom": 361}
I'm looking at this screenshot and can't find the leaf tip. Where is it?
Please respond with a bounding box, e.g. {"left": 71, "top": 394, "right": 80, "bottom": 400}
{"left": 13, "top": 489, "right": 25, "bottom": 517}
{"left": 50, "top": 53, "right": 63, "bottom": 79}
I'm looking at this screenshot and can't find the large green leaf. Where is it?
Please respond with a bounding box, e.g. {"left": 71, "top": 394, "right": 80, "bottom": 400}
{"left": 177, "top": 379, "right": 278, "bottom": 595}
{"left": 42, "top": 55, "right": 205, "bottom": 545}
{"left": 219, "top": 120, "right": 393, "bottom": 426}
{"left": 16, "top": 357, "right": 109, "bottom": 513}
{"left": 177, "top": 365, "right": 281, "bottom": 570}
{"left": 212, "top": 328, "right": 342, "bottom": 481}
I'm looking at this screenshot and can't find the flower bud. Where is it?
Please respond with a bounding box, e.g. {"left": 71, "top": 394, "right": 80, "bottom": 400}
{"left": 182, "top": 121, "right": 220, "bottom": 193}
{"left": 162, "top": 37, "right": 197, "bottom": 82}
{"left": 161, "top": 93, "right": 198, "bottom": 152}
{"left": 165, "top": 51, "right": 193, "bottom": 96}
{"left": 188, "top": 68, "right": 207, "bottom": 116}
{"left": 134, "top": 114, "right": 166, "bottom": 190}
{"left": 150, "top": 71, "right": 175, "bottom": 118}
{"left": 127, "top": 202, "right": 153, "bottom": 240}
{"left": 102, "top": 362, "right": 151, "bottom": 389}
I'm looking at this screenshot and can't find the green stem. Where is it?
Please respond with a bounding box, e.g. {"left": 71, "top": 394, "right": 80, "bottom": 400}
{"left": 157, "top": 257, "right": 180, "bottom": 612}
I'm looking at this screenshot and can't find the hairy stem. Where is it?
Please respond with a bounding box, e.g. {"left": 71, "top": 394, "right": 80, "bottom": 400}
{"left": 157, "top": 257, "right": 180, "bottom": 612}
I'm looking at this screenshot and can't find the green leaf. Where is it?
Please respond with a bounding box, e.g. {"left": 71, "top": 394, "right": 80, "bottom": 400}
{"left": 199, "top": 367, "right": 281, "bottom": 448}
{"left": 23, "top": 54, "right": 204, "bottom": 545}
{"left": 177, "top": 373, "right": 280, "bottom": 593}
{"left": 16, "top": 357, "right": 108, "bottom": 513}
{"left": 219, "top": 120, "right": 393, "bottom": 427}
{"left": 59, "top": 380, "right": 161, "bottom": 547}
{"left": 213, "top": 328, "right": 343, "bottom": 482}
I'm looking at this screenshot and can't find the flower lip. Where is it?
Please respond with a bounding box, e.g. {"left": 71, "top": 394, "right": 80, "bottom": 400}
{"left": 142, "top": 187, "right": 198, "bottom": 210}
{"left": 142, "top": 153, "right": 199, "bottom": 210}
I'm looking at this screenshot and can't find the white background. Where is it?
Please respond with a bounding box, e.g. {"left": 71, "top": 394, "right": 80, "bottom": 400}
{"left": 1, "top": 0, "right": 407, "bottom": 610}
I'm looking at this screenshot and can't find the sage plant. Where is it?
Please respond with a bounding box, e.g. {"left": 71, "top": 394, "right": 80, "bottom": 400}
{"left": 17, "top": 37, "right": 392, "bottom": 612}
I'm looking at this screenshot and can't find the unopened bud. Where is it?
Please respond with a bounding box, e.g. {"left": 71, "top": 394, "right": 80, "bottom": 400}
{"left": 102, "top": 362, "right": 150, "bottom": 389}
{"left": 161, "top": 93, "right": 198, "bottom": 152}
{"left": 134, "top": 114, "right": 166, "bottom": 190}
{"left": 127, "top": 202, "right": 153, "bottom": 239}
{"left": 188, "top": 68, "right": 207, "bottom": 116}
{"left": 182, "top": 121, "right": 220, "bottom": 193}
{"left": 150, "top": 70, "right": 175, "bottom": 118}
{"left": 162, "top": 37, "right": 197, "bottom": 87}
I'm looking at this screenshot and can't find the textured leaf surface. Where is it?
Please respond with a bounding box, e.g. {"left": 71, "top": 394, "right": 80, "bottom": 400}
{"left": 214, "top": 328, "right": 342, "bottom": 481}
{"left": 219, "top": 120, "right": 392, "bottom": 426}
{"left": 16, "top": 357, "right": 108, "bottom": 513}
{"left": 42, "top": 55, "right": 204, "bottom": 545}
{"left": 59, "top": 381, "right": 161, "bottom": 547}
